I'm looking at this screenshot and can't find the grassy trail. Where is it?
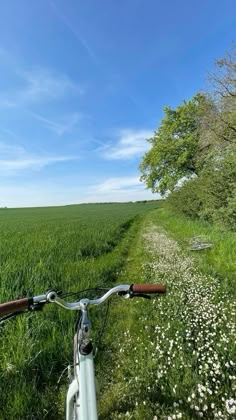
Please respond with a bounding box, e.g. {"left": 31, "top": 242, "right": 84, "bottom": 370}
{"left": 0, "top": 203, "right": 235, "bottom": 419}
{"left": 99, "top": 207, "right": 236, "bottom": 419}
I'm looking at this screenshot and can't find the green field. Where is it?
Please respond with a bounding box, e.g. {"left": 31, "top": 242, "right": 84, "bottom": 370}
{"left": 0, "top": 201, "right": 235, "bottom": 419}
{"left": 0, "top": 201, "right": 160, "bottom": 419}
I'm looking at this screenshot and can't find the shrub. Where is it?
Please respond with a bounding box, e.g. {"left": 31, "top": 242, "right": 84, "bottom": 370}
{"left": 167, "top": 152, "right": 236, "bottom": 230}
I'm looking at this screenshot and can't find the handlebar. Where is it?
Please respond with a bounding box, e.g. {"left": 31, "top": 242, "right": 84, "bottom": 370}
{"left": 0, "top": 284, "right": 166, "bottom": 317}
{"left": 0, "top": 297, "right": 32, "bottom": 316}
{"left": 0, "top": 294, "right": 47, "bottom": 317}
{"left": 131, "top": 284, "right": 166, "bottom": 294}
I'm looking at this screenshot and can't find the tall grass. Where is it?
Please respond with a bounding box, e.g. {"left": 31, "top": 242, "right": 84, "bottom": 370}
{"left": 0, "top": 202, "right": 160, "bottom": 419}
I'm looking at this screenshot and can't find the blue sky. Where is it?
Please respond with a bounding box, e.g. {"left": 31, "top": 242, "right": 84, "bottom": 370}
{"left": 0, "top": 0, "right": 235, "bottom": 207}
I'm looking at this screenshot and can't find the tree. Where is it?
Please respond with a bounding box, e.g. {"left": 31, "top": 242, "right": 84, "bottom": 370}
{"left": 207, "top": 46, "right": 236, "bottom": 145}
{"left": 139, "top": 93, "right": 208, "bottom": 195}
{"left": 140, "top": 48, "right": 236, "bottom": 198}
{"left": 209, "top": 46, "right": 236, "bottom": 102}
{"left": 196, "top": 48, "right": 236, "bottom": 170}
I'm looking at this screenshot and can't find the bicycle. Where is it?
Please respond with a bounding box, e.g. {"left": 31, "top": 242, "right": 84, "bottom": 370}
{"left": 0, "top": 283, "right": 166, "bottom": 419}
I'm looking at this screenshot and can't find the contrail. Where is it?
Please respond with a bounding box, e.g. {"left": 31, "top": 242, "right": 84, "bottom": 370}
{"left": 48, "top": 1, "right": 149, "bottom": 116}
{"left": 49, "top": 0, "right": 98, "bottom": 64}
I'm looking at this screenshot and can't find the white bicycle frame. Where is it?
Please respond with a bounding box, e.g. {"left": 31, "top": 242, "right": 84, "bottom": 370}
{"left": 0, "top": 282, "right": 165, "bottom": 419}
{"left": 66, "top": 346, "right": 97, "bottom": 420}
{"left": 47, "top": 285, "right": 131, "bottom": 420}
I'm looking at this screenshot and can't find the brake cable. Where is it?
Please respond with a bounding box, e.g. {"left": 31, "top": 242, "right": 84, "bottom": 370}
{"left": 0, "top": 311, "right": 25, "bottom": 324}
{"left": 61, "top": 287, "right": 110, "bottom": 300}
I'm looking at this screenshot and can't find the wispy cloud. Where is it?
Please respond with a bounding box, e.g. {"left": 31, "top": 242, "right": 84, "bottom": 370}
{"left": 100, "top": 129, "right": 153, "bottom": 160}
{"left": 94, "top": 176, "right": 141, "bottom": 193}
{"left": 0, "top": 174, "right": 159, "bottom": 207}
{"left": 0, "top": 155, "right": 73, "bottom": 171}
{"left": 0, "top": 68, "right": 83, "bottom": 108}
{"left": 0, "top": 142, "right": 77, "bottom": 173}
{"left": 0, "top": 127, "right": 19, "bottom": 141}
{"left": 85, "top": 175, "right": 158, "bottom": 202}
{"left": 49, "top": 1, "right": 98, "bottom": 63}
{"left": 29, "top": 111, "right": 83, "bottom": 135}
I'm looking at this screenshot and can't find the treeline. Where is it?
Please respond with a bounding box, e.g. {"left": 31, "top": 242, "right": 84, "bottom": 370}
{"left": 140, "top": 47, "right": 236, "bottom": 229}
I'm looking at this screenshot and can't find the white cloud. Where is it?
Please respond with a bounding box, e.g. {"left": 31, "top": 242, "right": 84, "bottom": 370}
{"left": 0, "top": 175, "right": 160, "bottom": 207}
{"left": 101, "top": 129, "right": 153, "bottom": 160}
{"left": 0, "top": 156, "right": 73, "bottom": 171}
{"left": 86, "top": 176, "right": 159, "bottom": 202}
{"left": 94, "top": 176, "right": 141, "bottom": 193}
{"left": 0, "top": 68, "right": 83, "bottom": 108}
{"left": 0, "top": 142, "right": 76, "bottom": 173}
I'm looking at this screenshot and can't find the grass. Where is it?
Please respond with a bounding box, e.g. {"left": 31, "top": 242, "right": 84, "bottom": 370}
{"left": 0, "top": 201, "right": 235, "bottom": 419}
{"left": 98, "top": 206, "right": 236, "bottom": 419}
{"left": 151, "top": 205, "right": 236, "bottom": 297}
{"left": 0, "top": 201, "right": 160, "bottom": 419}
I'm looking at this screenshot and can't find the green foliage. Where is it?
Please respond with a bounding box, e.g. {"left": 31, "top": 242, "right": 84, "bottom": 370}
{"left": 167, "top": 177, "right": 202, "bottom": 219}
{"left": 224, "top": 188, "right": 236, "bottom": 229}
{"left": 140, "top": 48, "right": 236, "bottom": 229}
{"left": 167, "top": 151, "right": 236, "bottom": 229}
{"left": 140, "top": 94, "right": 208, "bottom": 194}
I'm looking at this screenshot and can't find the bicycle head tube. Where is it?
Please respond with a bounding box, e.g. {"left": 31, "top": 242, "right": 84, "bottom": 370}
{"left": 78, "top": 299, "right": 93, "bottom": 355}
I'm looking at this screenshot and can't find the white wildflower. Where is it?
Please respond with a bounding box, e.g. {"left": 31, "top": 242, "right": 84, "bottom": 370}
{"left": 225, "top": 399, "right": 236, "bottom": 415}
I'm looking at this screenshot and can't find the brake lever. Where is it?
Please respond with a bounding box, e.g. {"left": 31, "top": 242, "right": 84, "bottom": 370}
{"left": 129, "top": 292, "right": 151, "bottom": 300}
{"left": 118, "top": 291, "right": 151, "bottom": 300}
{"left": 30, "top": 289, "right": 62, "bottom": 311}
{"left": 30, "top": 302, "right": 46, "bottom": 311}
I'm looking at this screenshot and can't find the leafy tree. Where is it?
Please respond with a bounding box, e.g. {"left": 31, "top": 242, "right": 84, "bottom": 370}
{"left": 139, "top": 93, "right": 208, "bottom": 195}
{"left": 140, "top": 48, "right": 236, "bottom": 229}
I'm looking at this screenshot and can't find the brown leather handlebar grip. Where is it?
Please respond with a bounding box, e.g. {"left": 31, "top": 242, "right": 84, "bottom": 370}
{"left": 131, "top": 284, "right": 166, "bottom": 294}
{"left": 0, "top": 298, "right": 30, "bottom": 316}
